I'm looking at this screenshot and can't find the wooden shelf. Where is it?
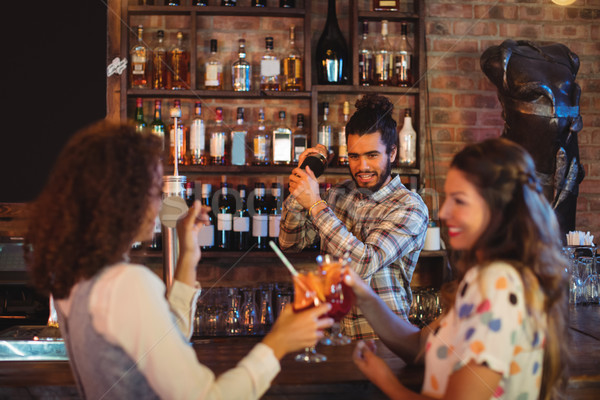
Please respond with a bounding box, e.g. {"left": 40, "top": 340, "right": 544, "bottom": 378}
{"left": 128, "top": 5, "right": 306, "bottom": 18}
{"left": 166, "top": 165, "right": 421, "bottom": 176}
{"left": 127, "top": 89, "right": 312, "bottom": 99}
{"left": 357, "top": 11, "right": 419, "bottom": 22}
{"left": 313, "top": 85, "right": 419, "bottom": 95}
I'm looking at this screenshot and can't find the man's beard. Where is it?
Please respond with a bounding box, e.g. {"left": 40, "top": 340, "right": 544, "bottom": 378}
{"left": 350, "top": 158, "right": 393, "bottom": 195}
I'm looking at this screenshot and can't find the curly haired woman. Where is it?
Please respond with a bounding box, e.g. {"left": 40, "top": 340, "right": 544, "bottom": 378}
{"left": 25, "top": 121, "right": 332, "bottom": 400}
{"left": 345, "top": 138, "right": 569, "bottom": 399}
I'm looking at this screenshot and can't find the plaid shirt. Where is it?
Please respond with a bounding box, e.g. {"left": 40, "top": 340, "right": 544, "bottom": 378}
{"left": 279, "top": 175, "right": 429, "bottom": 339}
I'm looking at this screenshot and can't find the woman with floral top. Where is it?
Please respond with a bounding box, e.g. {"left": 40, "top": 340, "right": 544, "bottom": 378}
{"left": 345, "top": 138, "right": 569, "bottom": 400}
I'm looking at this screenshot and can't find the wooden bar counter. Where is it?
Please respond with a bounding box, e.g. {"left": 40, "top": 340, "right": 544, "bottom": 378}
{"left": 0, "top": 306, "right": 599, "bottom": 399}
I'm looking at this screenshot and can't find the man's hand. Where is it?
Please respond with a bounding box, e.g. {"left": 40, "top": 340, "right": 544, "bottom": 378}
{"left": 288, "top": 165, "right": 322, "bottom": 210}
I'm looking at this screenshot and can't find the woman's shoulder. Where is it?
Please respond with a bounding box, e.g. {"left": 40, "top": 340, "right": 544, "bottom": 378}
{"left": 94, "top": 262, "right": 165, "bottom": 296}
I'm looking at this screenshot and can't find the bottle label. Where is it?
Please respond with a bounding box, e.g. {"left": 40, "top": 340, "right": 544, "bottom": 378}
{"left": 231, "top": 130, "right": 247, "bottom": 165}
{"left": 260, "top": 59, "right": 280, "bottom": 77}
{"left": 198, "top": 224, "right": 215, "bottom": 247}
{"left": 218, "top": 213, "right": 233, "bottom": 231}
{"left": 252, "top": 215, "right": 269, "bottom": 237}
{"left": 206, "top": 64, "right": 221, "bottom": 86}
{"left": 170, "top": 126, "right": 185, "bottom": 155}
{"left": 132, "top": 62, "right": 146, "bottom": 75}
{"left": 268, "top": 215, "right": 281, "bottom": 238}
{"left": 233, "top": 216, "right": 250, "bottom": 232}
{"left": 273, "top": 132, "right": 291, "bottom": 163}
{"left": 254, "top": 136, "right": 267, "bottom": 160}
{"left": 190, "top": 120, "right": 205, "bottom": 152}
{"left": 210, "top": 132, "right": 226, "bottom": 157}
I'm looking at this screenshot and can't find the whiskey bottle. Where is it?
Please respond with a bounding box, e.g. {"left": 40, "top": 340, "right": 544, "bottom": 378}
{"left": 209, "top": 107, "right": 229, "bottom": 165}
{"left": 205, "top": 39, "right": 223, "bottom": 90}
{"left": 198, "top": 183, "right": 215, "bottom": 250}
{"left": 189, "top": 102, "right": 207, "bottom": 165}
{"left": 317, "top": 102, "right": 333, "bottom": 159}
{"left": 134, "top": 98, "right": 146, "bottom": 133}
{"left": 252, "top": 182, "right": 269, "bottom": 250}
{"left": 272, "top": 111, "right": 292, "bottom": 165}
{"left": 337, "top": 101, "right": 350, "bottom": 166}
{"left": 231, "top": 107, "right": 248, "bottom": 166}
{"left": 268, "top": 183, "right": 283, "bottom": 242}
{"left": 217, "top": 179, "right": 235, "bottom": 250}
{"left": 152, "top": 30, "right": 168, "bottom": 89}
{"left": 358, "top": 21, "right": 374, "bottom": 86}
{"left": 394, "top": 23, "right": 413, "bottom": 87}
{"left": 292, "top": 113, "right": 308, "bottom": 164}
{"left": 150, "top": 99, "right": 166, "bottom": 144}
{"left": 373, "top": 0, "right": 399, "bottom": 11}
{"left": 260, "top": 37, "right": 281, "bottom": 91}
{"left": 374, "top": 20, "right": 393, "bottom": 86}
{"left": 130, "top": 25, "right": 150, "bottom": 89}
{"left": 232, "top": 38, "right": 251, "bottom": 92}
{"left": 252, "top": 109, "right": 271, "bottom": 165}
{"left": 169, "top": 31, "right": 190, "bottom": 90}
{"left": 283, "top": 26, "right": 304, "bottom": 91}
{"left": 233, "top": 184, "right": 251, "bottom": 251}
{"left": 169, "top": 99, "right": 187, "bottom": 165}
{"left": 398, "top": 108, "right": 417, "bottom": 167}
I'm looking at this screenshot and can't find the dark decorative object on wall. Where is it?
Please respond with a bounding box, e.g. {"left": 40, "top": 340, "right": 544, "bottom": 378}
{"left": 480, "top": 39, "right": 584, "bottom": 238}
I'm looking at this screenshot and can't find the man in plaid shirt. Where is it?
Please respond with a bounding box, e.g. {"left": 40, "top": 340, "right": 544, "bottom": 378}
{"left": 280, "top": 94, "right": 429, "bottom": 340}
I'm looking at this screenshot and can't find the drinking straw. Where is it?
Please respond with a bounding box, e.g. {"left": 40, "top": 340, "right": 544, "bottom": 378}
{"left": 269, "top": 241, "right": 299, "bottom": 277}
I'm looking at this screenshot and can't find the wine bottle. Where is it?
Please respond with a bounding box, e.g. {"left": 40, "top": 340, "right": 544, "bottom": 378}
{"left": 185, "top": 181, "right": 195, "bottom": 207}
{"left": 152, "top": 30, "right": 168, "bottom": 89}
{"left": 268, "top": 182, "right": 283, "bottom": 242}
{"left": 398, "top": 108, "right": 417, "bottom": 167}
{"left": 150, "top": 99, "right": 166, "bottom": 144}
{"left": 217, "top": 179, "right": 235, "bottom": 250}
{"left": 233, "top": 184, "right": 251, "bottom": 251}
{"left": 315, "top": 0, "right": 350, "bottom": 85}
{"left": 168, "top": 31, "right": 190, "bottom": 90}
{"left": 198, "top": 183, "right": 215, "bottom": 250}
{"left": 130, "top": 25, "right": 150, "bottom": 89}
{"left": 134, "top": 98, "right": 146, "bottom": 133}
{"left": 252, "top": 182, "right": 269, "bottom": 250}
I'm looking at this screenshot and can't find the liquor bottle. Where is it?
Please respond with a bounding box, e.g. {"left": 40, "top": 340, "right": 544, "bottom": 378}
{"left": 217, "top": 179, "right": 235, "bottom": 250}
{"left": 231, "top": 107, "right": 248, "bottom": 166}
{"left": 130, "top": 25, "right": 150, "bottom": 89}
{"left": 317, "top": 102, "right": 333, "bottom": 160}
{"left": 198, "top": 183, "right": 215, "bottom": 250}
{"left": 260, "top": 37, "right": 281, "bottom": 91}
{"left": 168, "top": 31, "right": 190, "bottom": 90}
{"left": 292, "top": 113, "right": 308, "bottom": 164}
{"left": 373, "top": 0, "right": 399, "bottom": 11}
{"left": 337, "top": 101, "right": 350, "bottom": 166}
{"left": 268, "top": 183, "right": 283, "bottom": 242}
{"left": 252, "top": 109, "right": 271, "bottom": 166}
{"left": 283, "top": 26, "right": 304, "bottom": 91}
{"left": 394, "top": 23, "right": 413, "bottom": 87}
{"left": 205, "top": 39, "right": 223, "bottom": 90}
{"left": 398, "top": 108, "right": 417, "bottom": 167}
{"left": 189, "top": 102, "right": 207, "bottom": 165}
{"left": 209, "top": 107, "right": 229, "bottom": 165}
{"left": 252, "top": 0, "right": 266, "bottom": 6}
{"left": 232, "top": 39, "right": 251, "bottom": 92}
{"left": 280, "top": 0, "right": 295, "bottom": 7}
{"left": 222, "top": 0, "right": 236, "bottom": 5}
{"left": 272, "top": 111, "right": 292, "bottom": 165}
{"left": 358, "top": 21, "right": 374, "bottom": 86}
{"left": 252, "top": 182, "right": 269, "bottom": 250}
{"left": 315, "top": 0, "right": 350, "bottom": 85}
{"left": 193, "top": 0, "right": 208, "bottom": 5}
{"left": 233, "top": 184, "right": 251, "bottom": 251}
{"left": 185, "top": 181, "right": 195, "bottom": 207}
{"left": 147, "top": 215, "right": 163, "bottom": 251}
{"left": 150, "top": 100, "right": 166, "bottom": 143}
{"left": 134, "top": 98, "right": 146, "bottom": 133}
{"left": 168, "top": 0, "right": 180, "bottom": 5}
{"left": 374, "top": 20, "right": 393, "bottom": 86}
{"left": 169, "top": 100, "right": 187, "bottom": 165}
{"left": 152, "top": 30, "right": 168, "bottom": 89}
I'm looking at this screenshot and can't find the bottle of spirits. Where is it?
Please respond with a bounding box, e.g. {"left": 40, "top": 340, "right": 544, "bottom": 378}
{"left": 152, "top": 30, "right": 168, "bottom": 89}
{"left": 233, "top": 184, "right": 251, "bottom": 251}
{"left": 168, "top": 0, "right": 180, "bottom": 5}
{"left": 260, "top": 37, "right": 281, "bottom": 91}
{"left": 337, "top": 101, "right": 350, "bottom": 166}
{"left": 268, "top": 182, "right": 283, "bottom": 243}
{"left": 317, "top": 102, "right": 333, "bottom": 160}
{"left": 205, "top": 39, "right": 223, "bottom": 90}
{"left": 189, "top": 102, "right": 207, "bottom": 165}
{"left": 168, "top": 31, "right": 190, "bottom": 90}
{"left": 185, "top": 181, "right": 195, "bottom": 207}
{"left": 272, "top": 111, "right": 292, "bottom": 165}
{"left": 252, "top": 182, "right": 269, "bottom": 250}
{"left": 198, "top": 183, "right": 215, "bottom": 250}
{"left": 394, "top": 23, "right": 413, "bottom": 87}
{"left": 315, "top": 0, "right": 350, "bottom": 85}
{"left": 398, "top": 108, "right": 417, "bottom": 167}
{"left": 193, "top": 0, "right": 208, "bottom": 5}
{"left": 280, "top": 0, "right": 295, "bottom": 7}
{"left": 373, "top": 0, "right": 399, "bottom": 11}
{"left": 209, "top": 107, "right": 229, "bottom": 165}
{"left": 358, "top": 21, "right": 374, "bottom": 86}
{"left": 374, "top": 20, "right": 393, "bottom": 86}
{"left": 169, "top": 99, "right": 187, "bottom": 165}
{"left": 252, "top": 109, "right": 271, "bottom": 165}
{"left": 150, "top": 99, "right": 166, "bottom": 144}
{"left": 231, "top": 107, "right": 248, "bottom": 166}
{"left": 221, "top": 0, "right": 237, "bottom": 5}
{"left": 232, "top": 38, "right": 251, "bottom": 91}
{"left": 292, "top": 113, "right": 308, "bottom": 164}
{"left": 252, "top": 0, "right": 266, "bottom": 6}
{"left": 130, "top": 25, "right": 150, "bottom": 89}
{"left": 134, "top": 98, "right": 146, "bottom": 133}
{"left": 217, "top": 179, "right": 235, "bottom": 250}
{"left": 283, "top": 26, "right": 304, "bottom": 91}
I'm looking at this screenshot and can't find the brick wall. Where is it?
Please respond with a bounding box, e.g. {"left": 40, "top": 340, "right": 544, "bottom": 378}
{"left": 423, "top": 0, "right": 600, "bottom": 241}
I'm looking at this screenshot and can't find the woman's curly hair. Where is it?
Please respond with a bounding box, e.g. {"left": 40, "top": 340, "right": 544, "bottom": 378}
{"left": 25, "top": 121, "right": 164, "bottom": 299}
{"left": 345, "top": 94, "right": 397, "bottom": 154}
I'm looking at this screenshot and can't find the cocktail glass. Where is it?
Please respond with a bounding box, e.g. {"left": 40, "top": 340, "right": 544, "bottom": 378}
{"left": 293, "top": 268, "right": 327, "bottom": 362}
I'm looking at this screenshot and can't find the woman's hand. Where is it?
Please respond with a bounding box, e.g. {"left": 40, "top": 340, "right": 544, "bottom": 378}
{"left": 343, "top": 267, "right": 377, "bottom": 307}
{"left": 353, "top": 340, "right": 408, "bottom": 399}
{"left": 174, "top": 200, "right": 210, "bottom": 287}
{"left": 262, "top": 304, "right": 333, "bottom": 360}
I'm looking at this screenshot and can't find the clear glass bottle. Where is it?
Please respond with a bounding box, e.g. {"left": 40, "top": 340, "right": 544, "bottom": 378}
{"left": 150, "top": 99, "right": 166, "bottom": 144}
{"left": 232, "top": 38, "right": 251, "bottom": 91}
{"left": 152, "top": 30, "right": 168, "bottom": 89}
{"left": 169, "top": 31, "right": 190, "bottom": 90}
{"left": 292, "top": 113, "right": 308, "bottom": 165}
{"left": 198, "top": 183, "right": 215, "bottom": 250}
{"left": 130, "top": 25, "right": 150, "bottom": 89}
{"left": 240, "top": 288, "right": 258, "bottom": 335}
{"left": 233, "top": 184, "right": 251, "bottom": 251}
{"left": 337, "top": 101, "right": 350, "bottom": 166}
{"left": 283, "top": 26, "right": 304, "bottom": 91}
{"left": 189, "top": 102, "right": 207, "bottom": 165}
{"left": 373, "top": 0, "right": 399, "bottom": 11}
{"left": 260, "top": 37, "right": 281, "bottom": 91}
{"left": 252, "top": 182, "right": 269, "bottom": 250}
{"left": 205, "top": 39, "right": 223, "bottom": 90}
{"left": 134, "top": 98, "right": 146, "bottom": 133}
{"left": 398, "top": 108, "right": 417, "bottom": 167}
{"left": 252, "top": 109, "right": 271, "bottom": 166}
{"left": 272, "top": 111, "right": 292, "bottom": 165}
{"left": 394, "top": 23, "right": 413, "bottom": 87}
{"left": 230, "top": 107, "right": 248, "bottom": 166}
{"left": 169, "top": 99, "right": 187, "bottom": 165}
{"left": 358, "top": 21, "right": 374, "bottom": 86}
{"left": 374, "top": 20, "right": 393, "bottom": 86}
{"left": 209, "top": 107, "right": 229, "bottom": 165}
{"left": 318, "top": 102, "right": 333, "bottom": 159}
